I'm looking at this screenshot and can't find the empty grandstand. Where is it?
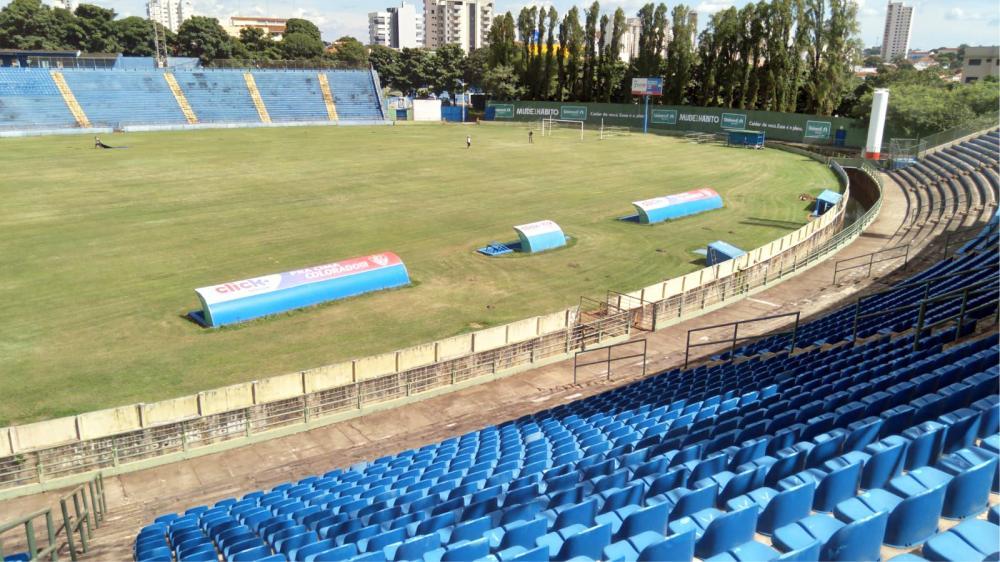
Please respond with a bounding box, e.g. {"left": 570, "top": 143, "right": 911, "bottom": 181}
{"left": 0, "top": 67, "right": 386, "bottom": 133}
{"left": 112, "top": 217, "right": 995, "bottom": 562}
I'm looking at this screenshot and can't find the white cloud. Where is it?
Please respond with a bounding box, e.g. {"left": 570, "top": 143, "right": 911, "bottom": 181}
{"left": 695, "top": 1, "right": 733, "bottom": 14}
{"left": 945, "top": 7, "right": 965, "bottom": 20}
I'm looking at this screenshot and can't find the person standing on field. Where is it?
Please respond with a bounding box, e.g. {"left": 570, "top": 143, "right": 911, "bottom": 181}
{"left": 466, "top": 135, "right": 472, "bottom": 149}
{"left": 528, "top": 130, "right": 534, "bottom": 144}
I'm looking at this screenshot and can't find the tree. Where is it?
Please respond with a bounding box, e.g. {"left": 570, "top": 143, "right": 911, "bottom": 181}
{"left": 176, "top": 16, "right": 235, "bottom": 63}
{"left": 282, "top": 31, "right": 323, "bottom": 59}
{"left": 0, "top": 0, "right": 64, "bottom": 49}
{"left": 115, "top": 15, "right": 173, "bottom": 57}
{"left": 581, "top": 1, "right": 599, "bottom": 101}
{"left": 487, "top": 12, "right": 516, "bottom": 67}
{"left": 395, "top": 48, "right": 433, "bottom": 96}
{"left": 239, "top": 27, "right": 279, "bottom": 59}
{"left": 462, "top": 46, "right": 490, "bottom": 91}
{"left": 284, "top": 18, "right": 321, "bottom": 42}
{"left": 560, "top": 7, "right": 584, "bottom": 100}
{"left": 482, "top": 64, "right": 522, "bottom": 100}
{"left": 542, "top": 7, "right": 558, "bottom": 100}
{"left": 664, "top": 4, "right": 695, "bottom": 104}
{"left": 431, "top": 43, "right": 466, "bottom": 96}
{"left": 328, "top": 36, "right": 368, "bottom": 67}
{"left": 72, "top": 4, "right": 119, "bottom": 53}
{"left": 369, "top": 44, "right": 402, "bottom": 91}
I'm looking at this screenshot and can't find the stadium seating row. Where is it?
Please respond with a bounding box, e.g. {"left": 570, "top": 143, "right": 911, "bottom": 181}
{"left": 889, "top": 130, "right": 999, "bottom": 248}
{"left": 130, "top": 217, "right": 999, "bottom": 562}
{"left": 0, "top": 68, "right": 385, "bottom": 131}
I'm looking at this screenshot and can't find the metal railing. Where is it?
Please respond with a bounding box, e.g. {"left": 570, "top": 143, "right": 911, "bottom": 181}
{"left": 942, "top": 223, "right": 996, "bottom": 257}
{"left": 849, "top": 266, "right": 998, "bottom": 342}
{"left": 918, "top": 113, "right": 999, "bottom": 154}
{"left": 683, "top": 311, "right": 800, "bottom": 369}
{"left": 0, "top": 474, "right": 106, "bottom": 562}
{"left": 912, "top": 283, "right": 1000, "bottom": 350}
{"left": 206, "top": 59, "right": 369, "bottom": 71}
{"left": 0, "top": 312, "right": 630, "bottom": 492}
{"left": 573, "top": 340, "right": 647, "bottom": 384}
{"left": 832, "top": 244, "right": 910, "bottom": 284}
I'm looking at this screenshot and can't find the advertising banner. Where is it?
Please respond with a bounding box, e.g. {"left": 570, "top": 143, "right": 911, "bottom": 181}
{"left": 631, "top": 77, "right": 664, "bottom": 96}
{"left": 486, "top": 101, "right": 865, "bottom": 147}
{"left": 195, "top": 253, "right": 410, "bottom": 327}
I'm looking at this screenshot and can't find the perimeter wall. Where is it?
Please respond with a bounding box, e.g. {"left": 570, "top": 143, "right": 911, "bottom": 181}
{"left": 486, "top": 101, "right": 868, "bottom": 147}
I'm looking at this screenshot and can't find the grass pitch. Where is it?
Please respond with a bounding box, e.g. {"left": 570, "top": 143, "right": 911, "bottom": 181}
{"left": 0, "top": 124, "right": 838, "bottom": 425}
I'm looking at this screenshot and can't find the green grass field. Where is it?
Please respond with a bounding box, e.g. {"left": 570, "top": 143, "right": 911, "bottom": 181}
{"left": 0, "top": 124, "right": 838, "bottom": 425}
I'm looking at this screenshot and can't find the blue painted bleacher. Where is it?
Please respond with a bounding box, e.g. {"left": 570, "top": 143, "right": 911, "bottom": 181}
{"left": 251, "top": 71, "right": 329, "bottom": 123}
{"left": 133, "top": 221, "right": 1000, "bottom": 562}
{"left": 326, "top": 70, "right": 383, "bottom": 121}
{"left": 0, "top": 68, "right": 76, "bottom": 130}
{"left": 0, "top": 67, "right": 386, "bottom": 131}
{"left": 60, "top": 69, "right": 187, "bottom": 127}
{"left": 172, "top": 71, "right": 260, "bottom": 124}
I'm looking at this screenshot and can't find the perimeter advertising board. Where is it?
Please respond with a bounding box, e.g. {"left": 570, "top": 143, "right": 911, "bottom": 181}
{"left": 486, "top": 101, "right": 865, "bottom": 147}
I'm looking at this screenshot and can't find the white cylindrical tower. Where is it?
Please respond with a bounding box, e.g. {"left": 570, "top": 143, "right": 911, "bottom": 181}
{"left": 866, "top": 88, "right": 890, "bottom": 160}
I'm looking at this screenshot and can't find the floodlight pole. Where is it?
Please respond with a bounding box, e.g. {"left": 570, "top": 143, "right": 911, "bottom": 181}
{"left": 643, "top": 95, "right": 649, "bottom": 134}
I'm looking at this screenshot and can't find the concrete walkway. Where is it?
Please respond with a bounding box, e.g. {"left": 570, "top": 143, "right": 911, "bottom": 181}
{"left": 0, "top": 173, "right": 917, "bottom": 559}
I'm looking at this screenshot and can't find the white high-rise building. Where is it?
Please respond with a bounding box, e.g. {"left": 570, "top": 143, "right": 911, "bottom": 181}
{"left": 880, "top": 1, "right": 913, "bottom": 61}
{"left": 147, "top": 0, "right": 194, "bottom": 33}
{"left": 423, "top": 0, "right": 493, "bottom": 53}
{"left": 369, "top": 2, "right": 425, "bottom": 49}
{"left": 48, "top": 0, "right": 78, "bottom": 11}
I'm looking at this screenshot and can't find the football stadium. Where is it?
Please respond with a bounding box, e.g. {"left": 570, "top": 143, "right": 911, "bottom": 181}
{"left": 1, "top": 4, "right": 999, "bottom": 562}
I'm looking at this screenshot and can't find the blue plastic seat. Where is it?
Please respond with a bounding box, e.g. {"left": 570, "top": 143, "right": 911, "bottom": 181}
{"left": 779, "top": 454, "right": 862, "bottom": 513}
{"left": 667, "top": 506, "right": 758, "bottom": 559}
{"left": 726, "top": 480, "right": 815, "bottom": 536}
{"left": 935, "top": 446, "right": 998, "bottom": 519}
{"left": 295, "top": 541, "right": 346, "bottom": 562}
{"left": 861, "top": 435, "right": 909, "bottom": 490}
{"left": 938, "top": 409, "right": 981, "bottom": 455}
{"left": 921, "top": 519, "right": 1000, "bottom": 561}
{"left": 553, "top": 522, "right": 612, "bottom": 560}
{"left": 773, "top": 511, "right": 888, "bottom": 561}
{"left": 231, "top": 545, "right": 273, "bottom": 562}
{"left": 903, "top": 422, "right": 947, "bottom": 470}
{"left": 648, "top": 483, "right": 718, "bottom": 523}
{"left": 837, "top": 466, "right": 951, "bottom": 548}
{"left": 604, "top": 529, "right": 696, "bottom": 562}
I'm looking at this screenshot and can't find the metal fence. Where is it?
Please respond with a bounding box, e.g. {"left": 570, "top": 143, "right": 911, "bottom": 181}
{"left": 0, "top": 313, "right": 630, "bottom": 492}
{"left": 630, "top": 159, "right": 881, "bottom": 333}
{"left": 918, "top": 111, "right": 1000, "bottom": 155}
{"left": 0, "top": 474, "right": 106, "bottom": 562}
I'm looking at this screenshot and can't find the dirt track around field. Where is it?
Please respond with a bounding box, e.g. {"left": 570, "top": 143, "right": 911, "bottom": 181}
{"left": 1, "top": 174, "right": 922, "bottom": 560}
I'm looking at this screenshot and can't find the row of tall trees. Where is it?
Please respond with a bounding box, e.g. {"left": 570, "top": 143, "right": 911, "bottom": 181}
{"left": 0, "top": 0, "right": 368, "bottom": 66}
{"left": 464, "top": 0, "right": 862, "bottom": 115}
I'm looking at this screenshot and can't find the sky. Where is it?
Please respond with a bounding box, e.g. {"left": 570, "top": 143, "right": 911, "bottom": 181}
{"left": 7, "top": 0, "right": 1000, "bottom": 50}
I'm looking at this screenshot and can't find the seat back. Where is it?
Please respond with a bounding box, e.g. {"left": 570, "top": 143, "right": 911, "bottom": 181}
{"left": 637, "top": 530, "right": 696, "bottom": 562}
{"left": 820, "top": 512, "right": 888, "bottom": 562}
{"left": 556, "top": 523, "right": 612, "bottom": 560}
{"left": 760, "top": 481, "right": 816, "bottom": 536}
{"left": 695, "top": 506, "right": 758, "bottom": 559}
{"left": 861, "top": 436, "right": 908, "bottom": 490}
{"left": 615, "top": 503, "right": 669, "bottom": 542}
{"left": 499, "top": 517, "right": 546, "bottom": 551}
{"left": 814, "top": 460, "right": 862, "bottom": 512}
{"left": 671, "top": 485, "right": 717, "bottom": 521}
